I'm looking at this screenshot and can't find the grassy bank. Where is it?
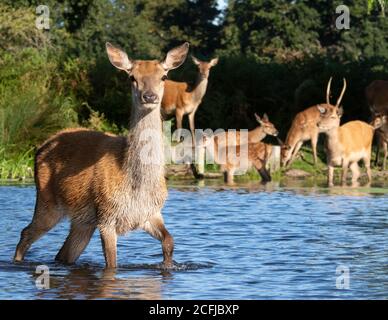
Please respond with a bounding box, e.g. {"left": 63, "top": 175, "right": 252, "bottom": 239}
{"left": 1, "top": 144, "right": 387, "bottom": 184}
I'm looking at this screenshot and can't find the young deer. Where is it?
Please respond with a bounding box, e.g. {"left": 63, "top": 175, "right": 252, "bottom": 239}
{"left": 317, "top": 78, "right": 376, "bottom": 186}
{"left": 370, "top": 113, "right": 388, "bottom": 170}
{"left": 202, "top": 134, "right": 272, "bottom": 184}
{"left": 281, "top": 77, "right": 347, "bottom": 167}
{"left": 161, "top": 55, "right": 218, "bottom": 141}
{"left": 14, "top": 42, "right": 190, "bottom": 269}
{"left": 215, "top": 113, "right": 279, "bottom": 148}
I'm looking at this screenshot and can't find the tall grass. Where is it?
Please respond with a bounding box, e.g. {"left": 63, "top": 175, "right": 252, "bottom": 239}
{"left": 0, "top": 48, "right": 78, "bottom": 181}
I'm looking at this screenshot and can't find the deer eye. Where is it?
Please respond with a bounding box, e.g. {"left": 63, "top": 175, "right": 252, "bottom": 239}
{"left": 161, "top": 75, "right": 168, "bottom": 81}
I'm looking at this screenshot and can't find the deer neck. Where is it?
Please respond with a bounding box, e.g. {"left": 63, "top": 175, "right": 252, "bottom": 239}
{"left": 324, "top": 127, "right": 342, "bottom": 158}
{"left": 125, "top": 106, "right": 165, "bottom": 189}
{"left": 190, "top": 74, "right": 208, "bottom": 104}
{"left": 249, "top": 126, "right": 266, "bottom": 143}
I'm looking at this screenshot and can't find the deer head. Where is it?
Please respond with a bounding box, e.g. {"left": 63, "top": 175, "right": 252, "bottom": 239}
{"left": 192, "top": 56, "right": 218, "bottom": 79}
{"left": 317, "top": 77, "right": 346, "bottom": 131}
{"left": 254, "top": 113, "right": 279, "bottom": 136}
{"left": 370, "top": 113, "right": 387, "bottom": 130}
{"left": 106, "top": 42, "right": 189, "bottom": 109}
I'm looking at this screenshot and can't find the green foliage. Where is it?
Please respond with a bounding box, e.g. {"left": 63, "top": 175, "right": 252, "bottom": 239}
{"left": 0, "top": 1, "right": 387, "bottom": 181}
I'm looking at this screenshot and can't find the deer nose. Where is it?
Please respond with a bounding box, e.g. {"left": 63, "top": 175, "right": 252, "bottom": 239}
{"left": 142, "top": 91, "right": 158, "bottom": 104}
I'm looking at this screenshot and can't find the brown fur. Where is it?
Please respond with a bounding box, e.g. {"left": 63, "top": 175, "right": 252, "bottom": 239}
{"left": 215, "top": 113, "right": 278, "bottom": 148}
{"left": 14, "top": 42, "right": 189, "bottom": 269}
{"left": 161, "top": 56, "right": 218, "bottom": 141}
{"left": 371, "top": 114, "right": 388, "bottom": 170}
{"left": 282, "top": 78, "right": 347, "bottom": 167}
{"left": 204, "top": 135, "right": 272, "bottom": 184}
{"left": 319, "top": 109, "right": 374, "bottom": 186}
{"left": 281, "top": 105, "right": 323, "bottom": 167}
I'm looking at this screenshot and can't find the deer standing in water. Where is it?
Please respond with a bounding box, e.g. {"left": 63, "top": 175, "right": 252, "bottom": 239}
{"left": 14, "top": 42, "right": 190, "bottom": 269}
{"left": 161, "top": 55, "right": 218, "bottom": 141}
{"left": 281, "top": 78, "right": 347, "bottom": 167}
{"left": 317, "top": 78, "right": 381, "bottom": 187}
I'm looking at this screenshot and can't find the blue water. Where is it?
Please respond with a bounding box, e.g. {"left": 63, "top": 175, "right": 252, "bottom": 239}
{"left": 0, "top": 181, "right": 387, "bottom": 299}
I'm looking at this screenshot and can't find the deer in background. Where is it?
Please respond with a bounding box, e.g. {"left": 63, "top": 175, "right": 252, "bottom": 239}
{"left": 281, "top": 77, "right": 347, "bottom": 167}
{"left": 161, "top": 55, "right": 218, "bottom": 142}
{"left": 317, "top": 78, "right": 381, "bottom": 187}
{"left": 365, "top": 80, "right": 388, "bottom": 116}
{"left": 370, "top": 113, "right": 388, "bottom": 170}
{"left": 215, "top": 113, "right": 279, "bottom": 148}
{"left": 202, "top": 133, "right": 272, "bottom": 184}
{"left": 365, "top": 80, "right": 388, "bottom": 170}
{"left": 14, "top": 42, "right": 190, "bottom": 269}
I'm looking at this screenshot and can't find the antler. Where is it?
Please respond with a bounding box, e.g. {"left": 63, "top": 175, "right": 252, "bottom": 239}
{"left": 326, "top": 77, "right": 332, "bottom": 105}
{"left": 336, "top": 78, "right": 347, "bottom": 107}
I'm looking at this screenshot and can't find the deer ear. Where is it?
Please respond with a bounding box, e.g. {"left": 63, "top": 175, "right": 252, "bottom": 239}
{"left": 192, "top": 55, "right": 201, "bottom": 65}
{"left": 106, "top": 42, "right": 133, "bottom": 72}
{"left": 162, "top": 42, "right": 190, "bottom": 71}
{"left": 262, "top": 113, "right": 269, "bottom": 122}
{"left": 337, "top": 106, "right": 344, "bottom": 117}
{"left": 209, "top": 57, "right": 219, "bottom": 67}
{"left": 317, "top": 105, "right": 326, "bottom": 114}
{"left": 254, "top": 113, "right": 262, "bottom": 123}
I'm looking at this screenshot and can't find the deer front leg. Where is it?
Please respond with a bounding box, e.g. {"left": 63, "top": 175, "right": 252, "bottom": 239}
{"left": 327, "top": 164, "right": 334, "bottom": 187}
{"left": 99, "top": 227, "right": 117, "bottom": 269}
{"left": 349, "top": 162, "right": 360, "bottom": 187}
{"left": 341, "top": 160, "right": 349, "bottom": 186}
{"left": 188, "top": 111, "right": 196, "bottom": 145}
{"left": 311, "top": 133, "right": 318, "bottom": 165}
{"left": 143, "top": 214, "right": 174, "bottom": 269}
{"left": 175, "top": 109, "right": 184, "bottom": 142}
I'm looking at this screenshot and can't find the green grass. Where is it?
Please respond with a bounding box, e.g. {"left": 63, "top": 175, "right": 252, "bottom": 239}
{"left": 0, "top": 146, "right": 34, "bottom": 181}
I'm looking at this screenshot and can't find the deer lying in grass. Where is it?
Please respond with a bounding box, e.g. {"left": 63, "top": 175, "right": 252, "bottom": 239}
{"left": 370, "top": 113, "right": 388, "bottom": 170}
{"left": 215, "top": 113, "right": 279, "bottom": 147}
{"left": 317, "top": 78, "right": 379, "bottom": 187}
{"left": 14, "top": 42, "right": 190, "bottom": 269}
{"left": 281, "top": 78, "right": 347, "bottom": 167}
{"left": 202, "top": 134, "right": 272, "bottom": 184}
{"left": 161, "top": 55, "right": 218, "bottom": 141}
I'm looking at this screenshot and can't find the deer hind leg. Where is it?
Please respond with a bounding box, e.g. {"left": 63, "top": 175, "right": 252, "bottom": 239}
{"left": 224, "top": 168, "right": 235, "bottom": 185}
{"left": 143, "top": 214, "right": 174, "bottom": 268}
{"left": 14, "top": 196, "right": 63, "bottom": 262}
{"left": 55, "top": 222, "right": 95, "bottom": 264}
{"left": 363, "top": 154, "right": 372, "bottom": 184}
{"left": 252, "top": 159, "right": 271, "bottom": 183}
{"left": 383, "top": 141, "right": 387, "bottom": 171}
{"left": 374, "top": 138, "right": 380, "bottom": 167}
{"left": 350, "top": 162, "right": 360, "bottom": 187}
{"left": 288, "top": 141, "right": 303, "bottom": 167}
{"left": 99, "top": 226, "right": 117, "bottom": 269}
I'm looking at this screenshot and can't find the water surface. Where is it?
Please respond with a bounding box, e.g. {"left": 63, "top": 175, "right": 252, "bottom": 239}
{"left": 0, "top": 180, "right": 387, "bottom": 299}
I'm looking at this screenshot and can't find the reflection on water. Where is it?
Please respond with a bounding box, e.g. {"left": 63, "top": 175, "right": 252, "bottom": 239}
{"left": 36, "top": 267, "right": 164, "bottom": 300}
{"left": 0, "top": 179, "right": 387, "bottom": 299}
